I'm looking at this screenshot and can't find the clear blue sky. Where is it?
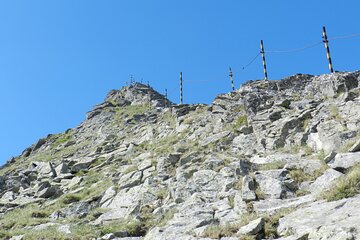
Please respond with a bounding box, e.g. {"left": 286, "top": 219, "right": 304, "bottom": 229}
{"left": 1, "top": 0, "right": 359, "bottom": 164}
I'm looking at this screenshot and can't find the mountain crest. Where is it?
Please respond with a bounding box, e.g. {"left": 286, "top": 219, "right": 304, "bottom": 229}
{"left": 87, "top": 82, "right": 173, "bottom": 119}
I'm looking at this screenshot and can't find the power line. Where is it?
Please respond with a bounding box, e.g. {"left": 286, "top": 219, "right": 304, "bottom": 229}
{"left": 266, "top": 41, "right": 323, "bottom": 53}
{"left": 329, "top": 33, "right": 360, "bottom": 41}
{"left": 185, "top": 79, "right": 219, "bottom": 83}
{"left": 241, "top": 52, "right": 261, "bottom": 70}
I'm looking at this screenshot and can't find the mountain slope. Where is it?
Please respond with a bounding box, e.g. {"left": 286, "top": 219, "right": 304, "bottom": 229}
{"left": 1, "top": 73, "right": 360, "bottom": 240}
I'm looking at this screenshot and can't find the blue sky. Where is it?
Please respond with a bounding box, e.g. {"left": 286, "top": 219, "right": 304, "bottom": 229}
{"left": 1, "top": 0, "right": 359, "bottom": 164}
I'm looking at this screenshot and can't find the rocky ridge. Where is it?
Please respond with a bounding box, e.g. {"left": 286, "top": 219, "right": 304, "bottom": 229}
{"left": 1, "top": 72, "right": 360, "bottom": 239}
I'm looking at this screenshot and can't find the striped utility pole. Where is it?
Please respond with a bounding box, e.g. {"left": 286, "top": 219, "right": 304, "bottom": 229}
{"left": 229, "top": 67, "right": 235, "bottom": 91}
{"left": 180, "top": 72, "right": 183, "bottom": 105}
{"left": 322, "top": 26, "right": 334, "bottom": 73}
{"left": 148, "top": 90, "right": 151, "bottom": 109}
{"left": 164, "top": 89, "right": 168, "bottom": 108}
{"left": 260, "top": 40, "right": 268, "bottom": 81}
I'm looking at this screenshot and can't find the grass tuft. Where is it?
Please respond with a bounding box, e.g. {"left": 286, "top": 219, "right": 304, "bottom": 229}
{"left": 322, "top": 164, "right": 360, "bottom": 201}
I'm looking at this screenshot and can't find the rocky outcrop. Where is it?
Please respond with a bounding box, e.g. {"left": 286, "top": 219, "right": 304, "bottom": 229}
{"left": 1, "top": 72, "right": 360, "bottom": 239}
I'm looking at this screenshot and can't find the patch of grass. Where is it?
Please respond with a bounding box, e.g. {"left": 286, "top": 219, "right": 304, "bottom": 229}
{"left": 112, "top": 105, "right": 149, "bottom": 124}
{"left": 201, "top": 224, "right": 237, "bottom": 239}
{"left": 257, "top": 161, "right": 285, "bottom": 171}
{"left": 182, "top": 106, "right": 208, "bottom": 125}
{"left": 232, "top": 115, "right": 248, "bottom": 130}
{"left": 85, "top": 207, "right": 109, "bottom": 221}
{"left": 158, "top": 209, "right": 177, "bottom": 227}
{"left": 123, "top": 165, "right": 138, "bottom": 174}
{"left": 90, "top": 157, "right": 106, "bottom": 168}
{"left": 16, "top": 226, "right": 68, "bottom": 240}
{"left": 289, "top": 169, "right": 313, "bottom": 184}
{"left": 31, "top": 211, "right": 49, "bottom": 218}
{"left": 201, "top": 213, "right": 259, "bottom": 239}
{"left": 75, "top": 169, "right": 87, "bottom": 177}
{"left": 228, "top": 196, "right": 235, "bottom": 209}
{"left": 239, "top": 212, "right": 259, "bottom": 226}
{"left": 263, "top": 208, "right": 295, "bottom": 239}
{"left": 51, "top": 131, "right": 74, "bottom": 148}
{"left": 62, "top": 194, "right": 82, "bottom": 204}
{"left": 233, "top": 177, "right": 243, "bottom": 190}
{"left": 84, "top": 170, "right": 102, "bottom": 185}
{"left": 303, "top": 118, "right": 310, "bottom": 131}
{"left": 316, "top": 149, "right": 326, "bottom": 161}
{"left": 303, "top": 146, "right": 314, "bottom": 156}
{"left": 329, "top": 104, "right": 342, "bottom": 121}
{"left": 161, "top": 111, "right": 176, "bottom": 127}
{"left": 322, "top": 164, "right": 360, "bottom": 201}
{"left": 71, "top": 224, "right": 99, "bottom": 239}
{"left": 255, "top": 187, "right": 266, "bottom": 200}
{"left": 101, "top": 219, "right": 147, "bottom": 237}
{"left": 290, "top": 145, "right": 301, "bottom": 154}
{"left": 339, "top": 138, "right": 358, "bottom": 153}
{"left": 0, "top": 204, "right": 49, "bottom": 231}
{"left": 295, "top": 189, "right": 311, "bottom": 197}
{"left": 155, "top": 188, "right": 168, "bottom": 200}
{"left": 61, "top": 179, "right": 112, "bottom": 205}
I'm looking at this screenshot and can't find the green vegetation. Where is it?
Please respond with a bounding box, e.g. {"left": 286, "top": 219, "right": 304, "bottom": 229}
{"left": 316, "top": 149, "right": 326, "bottom": 161}
{"left": 26, "top": 138, "right": 93, "bottom": 164}
{"left": 112, "top": 105, "right": 149, "bottom": 123}
{"left": 289, "top": 162, "right": 327, "bottom": 184}
{"left": 2, "top": 226, "right": 68, "bottom": 240}
{"left": 228, "top": 196, "right": 235, "bottom": 209}
{"left": 255, "top": 187, "right": 266, "bottom": 200}
{"left": 155, "top": 188, "right": 169, "bottom": 200}
{"left": 0, "top": 178, "right": 114, "bottom": 239}
{"left": 257, "top": 161, "right": 285, "bottom": 171}
{"left": 232, "top": 115, "right": 248, "bottom": 130}
{"left": 162, "top": 111, "right": 176, "bottom": 127}
{"left": 84, "top": 170, "right": 102, "bottom": 185}
{"left": 239, "top": 236, "right": 256, "bottom": 240}
{"left": 263, "top": 207, "right": 295, "bottom": 239}
{"left": 157, "top": 209, "right": 177, "bottom": 227}
{"left": 290, "top": 145, "right": 301, "bottom": 154}
{"left": 201, "top": 224, "right": 237, "bottom": 239}
{"left": 51, "top": 130, "right": 74, "bottom": 148}
{"left": 101, "top": 219, "right": 146, "bottom": 236}
{"left": 295, "top": 189, "right": 311, "bottom": 197}
{"left": 201, "top": 213, "right": 258, "bottom": 239}
{"left": 302, "top": 118, "right": 310, "bottom": 131}
{"left": 90, "top": 157, "right": 106, "bottom": 168}
{"left": 123, "top": 165, "right": 138, "bottom": 174}
{"left": 62, "top": 194, "right": 82, "bottom": 204}
{"left": 338, "top": 129, "right": 360, "bottom": 153}
{"left": 233, "top": 177, "right": 243, "bottom": 190}
{"left": 0, "top": 204, "right": 49, "bottom": 231}
{"left": 322, "top": 164, "right": 360, "bottom": 201}
{"left": 183, "top": 106, "right": 208, "bottom": 125}
{"left": 201, "top": 207, "right": 295, "bottom": 239}
{"left": 289, "top": 169, "right": 313, "bottom": 184}
{"left": 303, "top": 146, "right": 314, "bottom": 155}
{"left": 70, "top": 224, "right": 99, "bottom": 239}
{"left": 329, "top": 104, "right": 342, "bottom": 121}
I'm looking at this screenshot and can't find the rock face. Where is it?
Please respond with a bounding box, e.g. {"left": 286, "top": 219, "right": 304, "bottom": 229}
{"left": 1, "top": 72, "right": 360, "bottom": 239}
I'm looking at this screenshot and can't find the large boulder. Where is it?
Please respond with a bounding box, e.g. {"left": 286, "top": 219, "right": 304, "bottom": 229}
{"left": 277, "top": 195, "right": 360, "bottom": 239}
{"left": 254, "top": 169, "right": 294, "bottom": 199}
{"left": 308, "top": 169, "right": 343, "bottom": 196}
{"left": 328, "top": 152, "right": 360, "bottom": 171}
